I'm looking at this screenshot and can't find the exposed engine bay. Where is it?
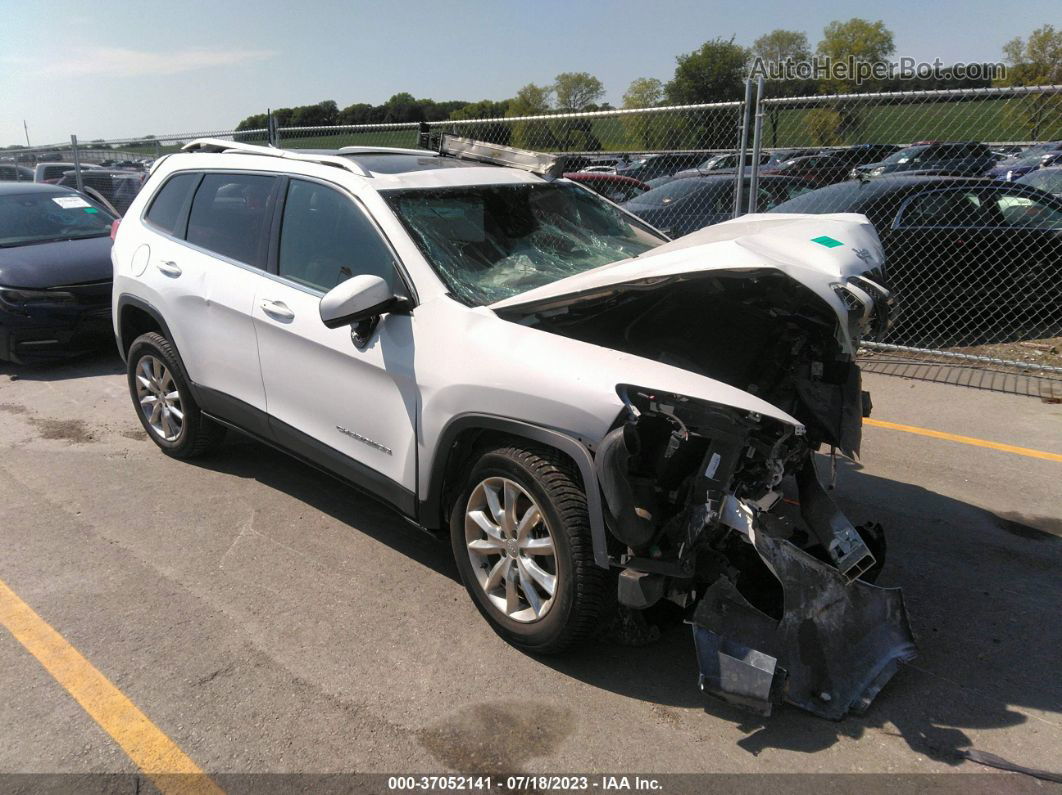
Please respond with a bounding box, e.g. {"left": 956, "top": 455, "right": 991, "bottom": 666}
{"left": 499, "top": 268, "right": 916, "bottom": 719}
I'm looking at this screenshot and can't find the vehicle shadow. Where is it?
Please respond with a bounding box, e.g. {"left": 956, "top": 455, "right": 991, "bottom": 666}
{"left": 0, "top": 348, "right": 124, "bottom": 382}
{"left": 188, "top": 434, "right": 460, "bottom": 583}
{"left": 537, "top": 459, "right": 1062, "bottom": 765}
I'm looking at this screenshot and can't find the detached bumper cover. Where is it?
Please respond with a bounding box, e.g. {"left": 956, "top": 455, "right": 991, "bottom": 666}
{"left": 691, "top": 527, "right": 916, "bottom": 719}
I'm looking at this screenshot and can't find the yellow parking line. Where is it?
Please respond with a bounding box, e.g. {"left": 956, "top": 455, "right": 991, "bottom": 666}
{"left": 0, "top": 578, "right": 222, "bottom": 795}
{"left": 864, "top": 418, "right": 1062, "bottom": 462}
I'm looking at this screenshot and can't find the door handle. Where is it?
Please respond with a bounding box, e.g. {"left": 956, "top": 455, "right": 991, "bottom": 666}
{"left": 156, "top": 260, "right": 182, "bottom": 277}
{"left": 260, "top": 299, "right": 295, "bottom": 321}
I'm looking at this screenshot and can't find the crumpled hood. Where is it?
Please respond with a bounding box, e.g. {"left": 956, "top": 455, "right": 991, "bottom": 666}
{"left": 490, "top": 213, "right": 886, "bottom": 353}
{"left": 0, "top": 236, "right": 113, "bottom": 288}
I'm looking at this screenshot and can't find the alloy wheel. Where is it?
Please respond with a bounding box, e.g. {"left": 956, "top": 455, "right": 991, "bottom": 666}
{"left": 134, "top": 354, "right": 183, "bottom": 442}
{"left": 464, "top": 477, "right": 558, "bottom": 623}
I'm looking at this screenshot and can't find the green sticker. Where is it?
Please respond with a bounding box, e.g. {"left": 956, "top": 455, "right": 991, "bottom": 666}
{"left": 811, "top": 235, "right": 844, "bottom": 248}
{"left": 83, "top": 207, "right": 99, "bottom": 214}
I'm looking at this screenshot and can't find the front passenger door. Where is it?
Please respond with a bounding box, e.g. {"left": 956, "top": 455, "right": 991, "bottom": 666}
{"left": 252, "top": 178, "right": 419, "bottom": 508}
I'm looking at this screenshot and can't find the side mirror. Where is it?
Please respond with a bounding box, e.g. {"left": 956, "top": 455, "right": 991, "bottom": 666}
{"left": 319, "top": 275, "right": 409, "bottom": 329}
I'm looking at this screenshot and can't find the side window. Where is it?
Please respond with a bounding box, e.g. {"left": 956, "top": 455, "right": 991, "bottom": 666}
{"left": 278, "top": 179, "right": 396, "bottom": 292}
{"left": 898, "top": 190, "right": 993, "bottom": 228}
{"left": 186, "top": 174, "right": 276, "bottom": 267}
{"left": 144, "top": 173, "right": 198, "bottom": 235}
{"left": 989, "top": 191, "right": 1062, "bottom": 229}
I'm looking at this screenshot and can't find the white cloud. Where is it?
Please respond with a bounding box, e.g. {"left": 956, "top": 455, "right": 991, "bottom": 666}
{"left": 7, "top": 47, "right": 275, "bottom": 78}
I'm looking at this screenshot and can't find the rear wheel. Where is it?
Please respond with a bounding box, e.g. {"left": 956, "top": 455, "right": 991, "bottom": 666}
{"left": 450, "top": 444, "right": 605, "bottom": 654}
{"left": 126, "top": 332, "right": 224, "bottom": 458}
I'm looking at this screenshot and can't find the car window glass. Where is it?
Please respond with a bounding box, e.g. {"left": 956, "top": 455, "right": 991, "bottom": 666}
{"left": 990, "top": 191, "right": 1062, "bottom": 229}
{"left": 278, "top": 179, "right": 396, "bottom": 292}
{"left": 144, "top": 173, "right": 198, "bottom": 235}
{"left": 186, "top": 174, "right": 276, "bottom": 266}
{"left": 0, "top": 192, "right": 115, "bottom": 246}
{"left": 899, "top": 190, "right": 993, "bottom": 227}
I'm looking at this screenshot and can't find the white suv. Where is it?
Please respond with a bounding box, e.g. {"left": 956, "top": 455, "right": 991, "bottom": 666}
{"left": 112, "top": 137, "right": 915, "bottom": 719}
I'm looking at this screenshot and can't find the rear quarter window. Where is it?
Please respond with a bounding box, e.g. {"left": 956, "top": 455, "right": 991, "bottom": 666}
{"left": 144, "top": 172, "right": 200, "bottom": 235}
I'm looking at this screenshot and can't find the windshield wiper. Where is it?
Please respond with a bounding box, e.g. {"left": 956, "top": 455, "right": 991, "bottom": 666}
{"left": 0, "top": 233, "right": 109, "bottom": 248}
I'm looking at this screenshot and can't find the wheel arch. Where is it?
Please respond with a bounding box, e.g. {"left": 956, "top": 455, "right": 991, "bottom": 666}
{"left": 420, "top": 414, "right": 610, "bottom": 569}
{"left": 116, "top": 295, "right": 174, "bottom": 362}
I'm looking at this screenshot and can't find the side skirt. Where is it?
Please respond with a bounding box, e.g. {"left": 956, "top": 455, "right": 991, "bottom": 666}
{"left": 194, "top": 384, "right": 418, "bottom": 522}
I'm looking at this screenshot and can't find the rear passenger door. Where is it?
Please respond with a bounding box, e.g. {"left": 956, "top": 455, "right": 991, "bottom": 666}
{"left": 252, "top": 178, "right": 418, "bottom": 508}
{"left": 141, "top": 171, "right": 279, "bottom": 429}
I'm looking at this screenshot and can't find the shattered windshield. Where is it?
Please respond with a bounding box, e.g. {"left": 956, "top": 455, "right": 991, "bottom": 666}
{"left": 383, "top": 182, "right": 666, "bottom": 305}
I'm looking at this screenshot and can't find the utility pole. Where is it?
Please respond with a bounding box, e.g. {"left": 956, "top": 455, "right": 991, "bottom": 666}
{"left": 23, "top": 120, "right": 30, "bottom": 147}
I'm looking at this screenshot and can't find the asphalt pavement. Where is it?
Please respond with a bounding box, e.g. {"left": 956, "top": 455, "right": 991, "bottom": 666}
{"left": 0, "top": 351, "right": 1059, "bottom": 785}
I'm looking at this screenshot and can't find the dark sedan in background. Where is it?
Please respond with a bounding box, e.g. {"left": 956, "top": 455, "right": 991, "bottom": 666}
{"left": 986, "top": 143, "right": 1062, "bottom": 181}
{"left": 0, "top": 183, "right": 116, "bottom": 363}
{"left": 762, "top": 144, "right": 901, "bottom": 186}
{"left": 769, "top": 176, "right": 1062, "bottom": 344}
{"left": 854, "top": 141, "right": 997, "bottom": 179}
{"left": 56, "top": 169, "right": 146, "bottom": 216}
{"left": 1017, "top": 166, "right": 1062, "bottom": 198}
{"left": 0, "top": 164, "right": 35, "bottom": 182}
{"left": 612, "top": 152, "right": 705, "bottom": 183}
{"left": 622, "top": 174, "right": 813, "bottom": 237}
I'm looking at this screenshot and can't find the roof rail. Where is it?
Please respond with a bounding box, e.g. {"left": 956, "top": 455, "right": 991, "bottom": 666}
{"left": 180, "top": 138, "right": 371, "bottom": 177}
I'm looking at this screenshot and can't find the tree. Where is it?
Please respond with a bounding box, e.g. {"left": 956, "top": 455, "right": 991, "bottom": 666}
{"left": 622, "top": 78, "right": 665, "bottom": 149}
{"left": 816, "top": 18, "right": 895, "bottom": 91}
{"left": 449, "top": 100, "right": 512, "bottom": 145}
{"left": 507, "top": 83, "right": 556, "bottom": 148}
{"left": 666, "top": 38, "right": 749, "bottom": 148}
{"left": 553, "top": 72, "right": 605, "bottom": 111}
{"left": 1002, "top": 24, "right": 1062, "bottom": 84}
{"left": 999, "top": 25, "right": 1062, "bottom": 139}
{"left": 507, "top": 83, "right": 553, "bottom": 116}
{"left": 752, "top": 29, "right": 814, "bottom": 146}
{"left": 623, "top": 77, "right": 664, "bottom": 109}
{"left": 813, "top": 19, "right": 896, "bottom": 142}
{"left": 666, "top": 38, "right": 750, "bottom": 104}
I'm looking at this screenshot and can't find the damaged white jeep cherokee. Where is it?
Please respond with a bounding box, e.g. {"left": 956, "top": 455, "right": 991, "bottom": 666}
{"left": 112, "top": 136, "right": 915, "bottom": 719}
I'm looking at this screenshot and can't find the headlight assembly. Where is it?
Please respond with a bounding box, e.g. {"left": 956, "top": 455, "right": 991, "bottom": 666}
{"left": 0, "top": 288, "right": 77, "bottom": 306}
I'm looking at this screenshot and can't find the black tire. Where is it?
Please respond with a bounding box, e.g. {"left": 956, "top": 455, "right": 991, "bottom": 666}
{"left": 126, "top": 332, "right": 225, "bottom": 459}
{"left": 449, "top": 444, "right": 605, "bottom": 654}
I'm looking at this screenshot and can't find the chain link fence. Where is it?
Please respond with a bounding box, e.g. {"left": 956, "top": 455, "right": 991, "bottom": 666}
{"left": 5, "top": 85, "right": 1059, "bottom": 377}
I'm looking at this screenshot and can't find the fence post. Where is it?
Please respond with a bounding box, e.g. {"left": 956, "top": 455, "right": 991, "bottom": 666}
{"left": 70, "top": 135, "right": 84, "bottom": 193}
{"left": 746, "top": 77, "right": 765, "bottom": 215}
{"left": 733, "top": 80, "right": 753, "bottom": 218}
{"left": 268, "top": 109, "right": 278, "bottom": 147}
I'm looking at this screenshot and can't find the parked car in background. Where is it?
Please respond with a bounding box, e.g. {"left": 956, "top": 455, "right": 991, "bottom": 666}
{"left": 672, "top": 151, "right": 775, "bottom": 180}
{"left": 57, "top": 169, "right": 146, "bottom": 216}
{"left": 0, "top": 183, "right": 117, "bottom": 363}
{"left": 852, "top": 142, "right": 997, "bottom": 179}
{"left": 34, "top": 162, "right": 100, "bottom": 184}
{"left": 770, "top": 148, "right": 822, "bottom": 163}
{"left": 1016, "top": 166, "right": 1062, "bottom": 198}
{"left": 986, "top": 144, "right": 1062, "bottom": 181}
{"left": 613, "top": 153, "right": 705, "bottom": 183}
{"left": 759, "top": 153, "right": 878, "bottom": 187}
{"left": 622, "top": 174, "right": 813, "bottom": 237}
{"left": 0, "top": 164, "right": 34, "bottom": 182}
{"left": 769, "top": 176, "right": 1062, "bottom": 342}
{"left": 563, "top": 172, "right": 650, "bottom": 203}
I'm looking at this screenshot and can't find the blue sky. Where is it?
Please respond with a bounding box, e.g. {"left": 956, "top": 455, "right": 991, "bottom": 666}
{"left": 1, "top": 0, "right": 1057, "bottom": 146}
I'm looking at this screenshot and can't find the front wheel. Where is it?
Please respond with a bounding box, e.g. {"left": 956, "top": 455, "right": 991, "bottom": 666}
{"left": 450, "top": 444, "right": 605, "bottom": 654}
